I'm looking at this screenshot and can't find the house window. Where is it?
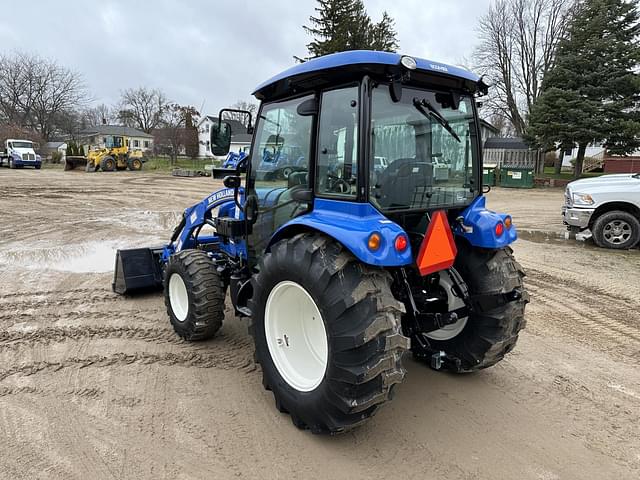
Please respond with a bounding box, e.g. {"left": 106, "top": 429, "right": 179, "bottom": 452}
{"left": 134, "top": 139, "right": 139, "bottom": 148}
{"left": 144, "top": 140, "right": 150, "bottom": 148}
{"left": 102, "top": 137, "right": 107, "bottom": 144}
{"left": 206, "top": 141, "right": 210, "bottom": 152}
{"left": 205, "top": 124, "right": 210, "bottom": 133}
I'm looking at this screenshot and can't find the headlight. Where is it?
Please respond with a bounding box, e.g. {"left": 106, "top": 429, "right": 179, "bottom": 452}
{"left": 572, "top": 192, "right": 594, "bottom": 205}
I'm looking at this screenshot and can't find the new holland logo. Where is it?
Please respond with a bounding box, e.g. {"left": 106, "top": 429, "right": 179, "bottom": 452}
{"left": 429, "top": 63, "right": 449, "bottom": 73}
{"left": 207, "top": 189, "right": 235, "bottom": 205}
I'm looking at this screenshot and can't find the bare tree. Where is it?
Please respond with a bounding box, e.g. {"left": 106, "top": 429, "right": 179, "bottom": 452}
{"left": 118, "top": 87, "right": 168, "bottom": 133}
{"left": 82, "top": 103, "right": 114, "bottom": 127}
{"left": 0, "top": 52, "right": 87, "bottom": 140}
{"left": 225, "top": 100, "right": 258, "bottom": 128}
{"left": 154, "top": 104, "right": 199, "bottom": 164}
{"left": 474, "top": 0, "right": 574, "bottom": 135}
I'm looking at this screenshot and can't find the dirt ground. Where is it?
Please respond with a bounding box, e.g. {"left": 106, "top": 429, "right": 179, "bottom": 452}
{"left": 1, "top": 169, "right": 638, "bottom": 480}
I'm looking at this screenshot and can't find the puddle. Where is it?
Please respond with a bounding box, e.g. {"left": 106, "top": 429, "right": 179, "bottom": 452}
{"left": 517, "top": 229, "right": 639, "bottom": 252}
{"left": 0, "top": 240, "right": 140, "bottom": 273}
{"left": 517, "top": 229, "right": 572, "bottom": 245}
{"left": 94, "top": 210, "right": 182, "bottom": 232}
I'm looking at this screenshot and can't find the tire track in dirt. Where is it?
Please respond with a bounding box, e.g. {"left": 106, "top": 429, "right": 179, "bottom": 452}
{"left": 0, "top": 385, "right": 104, "bottom": 398}
{"left": 0, "top": 325, "right": 185, "bottom": 350}
{"left": 526, "top": 269, "right": 640, "bottom": 361}
{"left": 0, "top": 348, "right": 255, "bottom": 382}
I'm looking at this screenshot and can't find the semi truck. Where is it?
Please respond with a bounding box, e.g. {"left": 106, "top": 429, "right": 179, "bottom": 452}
{"left": 0, "top": 139, "right": 42, "bottom": 169}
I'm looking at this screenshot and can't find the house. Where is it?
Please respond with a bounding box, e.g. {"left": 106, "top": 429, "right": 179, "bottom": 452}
{"left": 198, "top": 116, "right": 252, "bottom": 159}
{"left": 483, "top": 137, "right": 543, "bottom": 173}
{"left": 479, "top": 119, "right": 499, "bottom": 144}
{"left": 77, "top": 125, "right": 153, "bottom": 153}
{"left": 42, "top": 141, "right": 67, "bottom": 160}
{"left": 557, "top": 143, "right": 605, "bottom": 172}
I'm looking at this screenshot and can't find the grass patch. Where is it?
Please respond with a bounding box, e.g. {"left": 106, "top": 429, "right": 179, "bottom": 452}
{"left": 144, "top": 156, "right": 221, "bottom": 172}
{"left": 538, "top": 166, "right": 606, "bottom": 180}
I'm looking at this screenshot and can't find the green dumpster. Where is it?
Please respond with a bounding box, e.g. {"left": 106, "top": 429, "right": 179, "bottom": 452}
{"left": 499, "top": 167, "right": 534, "bottom": 188}
{"left": 482, "top": 166, "right": 496, "bottom": 186}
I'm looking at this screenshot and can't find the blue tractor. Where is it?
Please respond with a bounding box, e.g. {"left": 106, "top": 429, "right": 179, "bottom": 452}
{"left": 113, "top": 51, "right": 529, "bottom": 434}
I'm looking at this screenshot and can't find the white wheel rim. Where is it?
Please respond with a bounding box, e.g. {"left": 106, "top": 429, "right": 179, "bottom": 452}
{"left": 265, "top": 281, "right": 328, "bottom": 392}
{"left": 424, "top": 271, "right": 468, "bottom": 341}
{"left": 169, "top": 273, "right": 189, "bottom": 322}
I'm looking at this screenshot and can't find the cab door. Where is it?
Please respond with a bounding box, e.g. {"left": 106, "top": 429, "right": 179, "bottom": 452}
{"left": 245, "top": 95, "right": 315, "bottom": 262}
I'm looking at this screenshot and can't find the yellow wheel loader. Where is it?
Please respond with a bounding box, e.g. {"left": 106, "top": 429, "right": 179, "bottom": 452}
{"left": 64, "top": 135, "right": 145, "bottom": 172}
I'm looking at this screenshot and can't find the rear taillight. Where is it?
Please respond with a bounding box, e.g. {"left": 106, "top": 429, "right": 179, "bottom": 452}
{"left": 394, "top": 234, "right": 408, "bottom": 252}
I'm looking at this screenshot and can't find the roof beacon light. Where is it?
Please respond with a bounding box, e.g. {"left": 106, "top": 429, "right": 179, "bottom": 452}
{"left": 400, "top": 55, "right": 417, "bottom": 70}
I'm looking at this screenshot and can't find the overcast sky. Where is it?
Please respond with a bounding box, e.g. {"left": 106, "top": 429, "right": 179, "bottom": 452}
{"left": 1, "top": 0, "right": 491, "bottom": 116}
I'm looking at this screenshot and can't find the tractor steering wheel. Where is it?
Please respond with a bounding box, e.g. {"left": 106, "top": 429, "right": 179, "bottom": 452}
{"left": 327, "top": 174, "right": 351, "bottom": 194}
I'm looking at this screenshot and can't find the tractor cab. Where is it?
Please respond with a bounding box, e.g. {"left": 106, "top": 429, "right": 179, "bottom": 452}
{"left": 210, "top": 51, "right": 503, "bottom": 266}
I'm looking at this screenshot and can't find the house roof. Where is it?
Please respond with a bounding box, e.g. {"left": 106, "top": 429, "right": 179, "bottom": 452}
{"left": 480, "top": 119, "right": 499, "bottom": 133}
{"left": 484, "top": 137, "right": 531, "bottom": 150}
{"left": 79, "top": 125, "right": 154, "bottom": 138}
{"left": 200, "top": 116, "right": 251, "bottom": 142}
{"left": 43, "top": 141, "right": 66, "bottom": 148}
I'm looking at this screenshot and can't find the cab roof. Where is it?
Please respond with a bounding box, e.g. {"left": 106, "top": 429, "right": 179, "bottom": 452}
{"left": 253, "top": 50, "right": 481, "bottom": 101}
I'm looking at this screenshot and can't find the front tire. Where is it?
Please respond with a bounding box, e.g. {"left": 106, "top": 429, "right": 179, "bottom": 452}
{"left": 164, "top": 250, "right": 225, "bottom": 341}
{"left": 100, "top": 156, "right": 116, "bottom": 172}
{"left": 412, "top": 244, "right": 528, "bottom": 372}
{"left": 249, "top": 233, "right": 409, "bottom": 434}
{"left": 592, "top": 210, "right": 640, "bottom": 249}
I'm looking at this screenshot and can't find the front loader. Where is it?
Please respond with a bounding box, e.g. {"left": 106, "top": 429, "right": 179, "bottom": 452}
{"left": 113, "top": 51, "right": 529, "bottom": 434}
{"left": 64, "top": 135, "right": 144, "bottom": 172}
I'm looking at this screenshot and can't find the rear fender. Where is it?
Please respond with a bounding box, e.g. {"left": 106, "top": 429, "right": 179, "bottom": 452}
{"left": 454, "top": 196, "right": 517, "bottom": 248}
{"left": 268, "top": 198, "right": 413, "bottom": 267}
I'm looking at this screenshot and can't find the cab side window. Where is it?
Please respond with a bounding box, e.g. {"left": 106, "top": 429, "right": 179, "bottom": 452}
{"left": 316, "top": 87, "right": 359, "bottom": 197}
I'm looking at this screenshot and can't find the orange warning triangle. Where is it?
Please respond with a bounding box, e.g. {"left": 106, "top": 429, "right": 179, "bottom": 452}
{"left": 416, "top": 210, "right": 457, "bottom": 276}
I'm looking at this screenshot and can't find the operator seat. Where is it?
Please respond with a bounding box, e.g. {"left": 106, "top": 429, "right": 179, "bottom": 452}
{"left": 375, "top": 157, "right": 434, "bottom": 209}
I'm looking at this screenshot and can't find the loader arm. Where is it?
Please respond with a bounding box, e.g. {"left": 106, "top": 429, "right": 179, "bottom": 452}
{"left": 113, "top": 186, "right": 247, "bottom": 295}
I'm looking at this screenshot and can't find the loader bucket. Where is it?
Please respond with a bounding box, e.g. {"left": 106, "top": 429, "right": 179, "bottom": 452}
{"left": 64, "top": 156, "right": 88, "bottom": 171}
{"left": 112, "top": 247, "right": 164, "bottom": 295}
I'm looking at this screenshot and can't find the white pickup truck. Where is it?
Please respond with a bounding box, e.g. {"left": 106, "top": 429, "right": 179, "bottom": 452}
{"left": 562, "top": 173, "right": 640, "bottom": 249}
{"left": 0, "top": 139, "right": 42, "bottom": 169}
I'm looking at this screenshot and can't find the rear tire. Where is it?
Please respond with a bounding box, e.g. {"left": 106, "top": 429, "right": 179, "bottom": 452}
{"left": 100, "top": 156, "right": 116, "bottom": 172}
{"left": 412, "top": 244, "right": 528, "bottom": 372}
{"left": 592, "top": 210, "right": 640, "bottom": 249}
{"left": 249, "top": 233, "right": 409, "bottom": 434}
{"left": 164, "top": 250, "right": 225, "bottom": 341}
{"left": 128, "top": 158, "right": 143, "bottom": 171}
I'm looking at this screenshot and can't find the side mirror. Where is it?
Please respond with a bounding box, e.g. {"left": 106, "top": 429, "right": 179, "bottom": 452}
{"left": 223, "top": 175, "right": 241, "bottom": 189}
{"left": 211, "top": 121, "right": 232, "bottom": 156}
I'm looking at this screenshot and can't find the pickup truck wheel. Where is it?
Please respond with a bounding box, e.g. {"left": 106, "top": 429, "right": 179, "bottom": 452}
{"left": 592, "top": 210, "right": 640, "bottom": 249}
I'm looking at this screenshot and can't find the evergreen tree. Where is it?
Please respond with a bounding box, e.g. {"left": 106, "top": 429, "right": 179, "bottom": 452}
{"left": 298, "top": 0, "right": 398, "bottom": 60}
{"left": 527, "top": 0, "right": 640, "bottom": 178}
{"left": 78, "top": 144, "right": 85, "bottom": 157}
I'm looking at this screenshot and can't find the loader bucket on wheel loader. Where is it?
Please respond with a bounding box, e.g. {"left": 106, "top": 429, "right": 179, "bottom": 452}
{"left": 64, "top": 156, "right": 88, "bottom": 171}
{"left": 112, "top": 247, "right": 164, "bottom": 294}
